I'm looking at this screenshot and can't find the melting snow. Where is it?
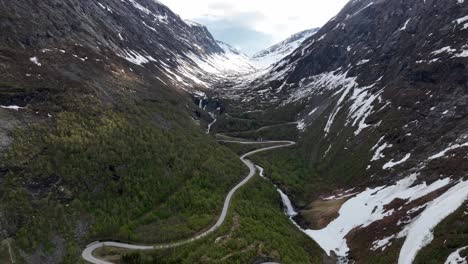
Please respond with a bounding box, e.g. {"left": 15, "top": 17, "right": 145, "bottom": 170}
{"left": 285, "top": 70, "right": 380, "bottom": 136}
{"left": 432, "top": 46, "right": 457, "bottom": 56}
{"left": 445, "top": 246, "right": 468, "bottom": 264}
{"left": 356, "top": 59, "right": 370, "bottom": 65}
{"left": 398, "top": 180, "right": 468, "bottom": 264}
{"left": 251, "top": 29, "right": 318, "bottom": 69}
{"left": 97, "top": 2, "right": 113, "bottom": 12}
{"left": 118, "top": 49, "right": 156, "bottom": 66}
{"left": 428, "top": 142, "right": 468, "bottom": 160}
{"left": 297, "top": 121, "right": 306, "bottom": 131}
{"left": 371, "top": 137, "right": 393, "bottom": 161}
{"left": 30, "top": 57, "right": 42, "bottom": 66}
{"left": 383, "top": 153, "right": 411, "bottom": 170}
{"left": 346, "top": 86, "right": 381, "bottom": 135}
{"left": 0, "top": 105, "right": 24, "bottom": 111}
{"left": 454, "top": 15, "right": 468, "bottom": 25}
{"left": 303, "top": 174, "right": 451, "bottom": 257}
{"left": 126, "top": 0, "right": 152, "bottom": 15}
{"left": 455, "top": 50, "right": 468, "bottom": 58}
{"left": 399, "top": 19, "right": 411, "bottom": 31}
{"left": 371, "top": 235, "right": 396, "bottom": 251}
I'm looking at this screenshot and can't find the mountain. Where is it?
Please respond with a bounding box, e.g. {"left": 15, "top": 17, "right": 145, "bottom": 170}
{"left": 250, "top": 28, "right": 320, "bottom": 69}
{"left": 1, "top": 0, "right": 467, "bottom": 263}
{"left": 0, "top": 1, "right": 258, "bottom": 263}
{"left": 226, "top": 0, "right": 468, "bottom": 262}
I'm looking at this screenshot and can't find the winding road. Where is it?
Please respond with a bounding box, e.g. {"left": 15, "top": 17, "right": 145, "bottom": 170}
{"left": 82, "top": 124, "right": 296, "bottom": 264}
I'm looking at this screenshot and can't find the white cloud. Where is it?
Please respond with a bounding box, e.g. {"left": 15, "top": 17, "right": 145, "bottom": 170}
{"left": 160, "top": 0, "right": 350, "bottom": 53}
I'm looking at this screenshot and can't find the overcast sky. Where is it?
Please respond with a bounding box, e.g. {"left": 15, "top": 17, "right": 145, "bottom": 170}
{"left": 161, "top": 0, "right": 350, "bottom": 55}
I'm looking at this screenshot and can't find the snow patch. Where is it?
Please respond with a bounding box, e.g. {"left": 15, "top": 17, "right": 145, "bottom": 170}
{"left": 303, "top": 174, "right": 452, "bottom": 257}
{"left": 398, "top": 180, "right": 468, "bottom": 264}
{"left": 399, "top": 19, "right": 411, "bottom": 31}
{"left": 305, "top": 175, "right": 450, "bottom": 256}
{"left": 383, "top": 153, "right": 411, "bottom": 170}
{"left": 30, "top": 56, "right": 42, "bottom": 66}
{"left": 371, "top": 137, "right": 393, "bottom": 161}
{"left": 118, "top": 49, "right": 156, "bottom": 66}
{"left": 428, "top": 142, "right": 468, "bottom": 160}
{"left": 432, "top": 46, "right": 456, "bottom": 56}
{"left": 0, "top": 105, "right": 24, "bottom": 111}
{"left": 371, "top": 235, "right": 396, "bottom": 251}
{"left": 445, "top": 246, "right": 468, "bottom": 264}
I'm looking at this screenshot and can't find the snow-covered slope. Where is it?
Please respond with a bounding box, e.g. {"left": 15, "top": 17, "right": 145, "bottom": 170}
{"left": 179, "top": 41, "right": 255, "bottom": 78}
{"left": 250, "top": 28, "right": 319, "bottom": 69}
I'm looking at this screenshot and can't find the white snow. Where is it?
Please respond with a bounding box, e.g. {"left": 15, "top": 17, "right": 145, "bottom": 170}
{"left": 398, "top": 180, "right": 468, "bottom": 264}
{"left": 97, "top": 2, "right": 113, "bottom": 12}
{"left": 154, "top": 14, "right": 168, "bottom": 24}
{"left": 251, "top": 29, "right": 318, "bottom": 69}
{"left": 356, "top": 59, "right": 370, "bottom": 65}
{"left": 284, "top": 70, "right": 379, "bottom": 136}
{"left": 308, "top": 107, "right": 318, "bottom": 116}
{"left": 372, "top": 235, "right": 396, "bottom": 251}
{"left": 371, "top": 137, "right": 393, "bottom": 161}
{"left": 184, "top": 20, "right": 202, "bottom": 27}
{"left": 303, "top": 174, "right": 452, "bottom": 257}
{"left": 30, "top": 56, "right": 42, "bottom": 66}
{"left": 383, "top": 153, "right": 411, "bottom": 170}
{"left": 399, "top": 19, "right": 411, "bottom": 31}
{"left": 455, "top": 50, "right": 468, "bottom": 58}
{"left": 297, "top": 121, "right": 306, "bottom": 131}
{"left": 185, "top": 46, "right": 255, "bottom": 77}
{"left": 126, "top": 0, "right": 152, "bottom": 15}
{"left": 445, "top": 246, "right": 468, "bottom": 264}
{"left": 118, "top": 49, "right": 156, "bottom": 66}
{"left": 0, "top": 105, "right": 24, "bottom": 111}
{"left": 346, "top": 85, "right": 381, "bottom": 135}
{"left": 432, "top": 46, "right": 457, "bottom": 56}
{"left": 455, "top": 15, "right": 468, "bottom": 25}
{"left": 428, "top": 142, "right": 468, "bottom": 160}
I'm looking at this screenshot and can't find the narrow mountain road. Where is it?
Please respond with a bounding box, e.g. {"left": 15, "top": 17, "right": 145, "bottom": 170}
{"left": 82, "top": 127, "right": 296, "bottom": 264}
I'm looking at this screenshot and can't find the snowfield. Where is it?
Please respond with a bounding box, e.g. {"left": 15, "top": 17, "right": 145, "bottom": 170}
{"left": 398, "top": 180, "right": 468, "bottom": 264}
{"left": 301, "top": 174, "right": 463, "bottom": 258}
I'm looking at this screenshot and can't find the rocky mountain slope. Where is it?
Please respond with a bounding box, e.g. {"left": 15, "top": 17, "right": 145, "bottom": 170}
{"left": 0, "top": 0, "right": 261, "bottom": 263}
{"left": 251, "top": 28, "right": 320, "bottom": 69}
{"left": 223, "top": 0, "right": 468, "bottom": 263}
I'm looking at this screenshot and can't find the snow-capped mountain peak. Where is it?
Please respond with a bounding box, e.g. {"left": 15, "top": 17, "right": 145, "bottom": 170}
{"left": 251, "top": 28, "right": 320, "bottom": 69}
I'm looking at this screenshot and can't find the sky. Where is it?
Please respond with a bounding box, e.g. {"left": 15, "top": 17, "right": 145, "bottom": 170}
{"left": 161, "top": 0, "right": 350, "bottom": 55}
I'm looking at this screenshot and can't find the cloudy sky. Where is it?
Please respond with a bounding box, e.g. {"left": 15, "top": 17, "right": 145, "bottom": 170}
{"left": 161, "top": 0, "right": 350, "bottom": 55}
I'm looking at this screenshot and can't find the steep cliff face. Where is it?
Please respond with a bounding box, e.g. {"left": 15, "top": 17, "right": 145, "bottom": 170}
{"left": 225, "top": 0, "right": 468, "bottom": 262}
